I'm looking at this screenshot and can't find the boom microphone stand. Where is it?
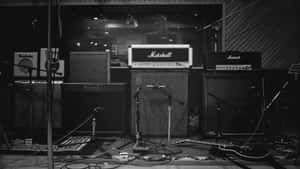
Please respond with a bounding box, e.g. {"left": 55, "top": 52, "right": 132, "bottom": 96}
{"left": 155, "top": 85, "right": 173, "bottom": 144}
{"left": 148, "top": 85, "right": 184, "bottom": 144}
{"left": 207, "top": 92, "right": 240, "bottom": 140}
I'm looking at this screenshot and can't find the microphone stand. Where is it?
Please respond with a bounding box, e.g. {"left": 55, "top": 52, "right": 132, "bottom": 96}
{"left": 154, "top": 86, "right": 183, "bottom": 145}
{"left": 27, "top": 67, "right": 34, "bottom": 140}
{"left": 167, "top": 94, "right": 172, "bottom": 145}
{"left": 133, "top": 86, "right": 149, "bottom": 152}
{"left": 208, "top": 92, "right": 241, "bottom": 140}
{"left": 135, "top": 87, "right": 141, "bottom": 145}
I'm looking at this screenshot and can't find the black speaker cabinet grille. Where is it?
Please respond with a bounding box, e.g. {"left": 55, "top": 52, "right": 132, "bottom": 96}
{"left": 69, "top": 51, "right": 110, "bottom": 83}
{"left": 202, "top": 71, "right": 263, "bottom": 134}
{"left": 62, "top": 83, "right": 128, "bottom": 135}
{"left": 131, "top": 69, "right": 189, "bottom": 136}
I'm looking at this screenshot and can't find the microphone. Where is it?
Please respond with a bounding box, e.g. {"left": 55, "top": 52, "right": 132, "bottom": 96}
{"left": 146, "top": 84, "right": 166, "bottom": 89}
{"left": 93, "top": 106, "right": 103, "bottom": 113}
{"left": 134, "top": 85, "right": 142, "bottom": 99}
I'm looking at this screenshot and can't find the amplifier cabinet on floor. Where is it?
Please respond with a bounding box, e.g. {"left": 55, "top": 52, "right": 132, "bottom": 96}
{"left": 202, "top": 71, "right": 263, "bottom": 134}
{"left": 131, "top": 69, "right": 189, "bottom": 136}
{"left": 62, "top": 83, "right": 128, "bottom": 135}
{"left": 14, "top": 83, "right": 62, "bottom": 129}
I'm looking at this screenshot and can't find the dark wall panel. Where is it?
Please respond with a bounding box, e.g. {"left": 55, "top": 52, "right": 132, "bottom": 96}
{"left": 225, "top": 0, "right": 299, "bottom": 68}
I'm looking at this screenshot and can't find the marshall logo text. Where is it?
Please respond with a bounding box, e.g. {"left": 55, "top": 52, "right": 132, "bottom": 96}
{"left": 227, "top": 55, "right": 241, "bottom": 60}
{"left": 147, "top": 51, "right": 173, "bottom": 58}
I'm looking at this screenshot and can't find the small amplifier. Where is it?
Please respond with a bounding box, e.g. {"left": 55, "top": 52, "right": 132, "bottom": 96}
{"left": 207, "top": 51, "right": 261, "bottom": 70}
{"left": 39, "top": 48, "right": 64, "bottom": 78}
{"left": 13, "top": 52, "right": 38, "bottom": 77}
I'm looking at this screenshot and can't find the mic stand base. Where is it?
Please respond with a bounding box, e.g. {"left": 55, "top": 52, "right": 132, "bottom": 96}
{"left": 132, "top": 132, "right": 149, "bottom": 153}
{"left": 133, "top": 141, "right": 150, "bottom": 153}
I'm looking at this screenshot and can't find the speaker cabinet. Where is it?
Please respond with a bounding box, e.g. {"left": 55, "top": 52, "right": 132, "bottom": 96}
{"left": 131, "top": 69, "right": 189, "bottom": 136}
{"left": 69, "top": 51, "right": 110, "bottom": 83}
{"left": 62, "top": 83, "right": 128, "bottom": 135}
{"left": 288, "top": 76, "right": 300, "bottom": 134}
{"left": 202, "top": 71, "right": 263, "bottom": 134}
{"left": 14, "top": 83, "right": 62, "bottom": 128}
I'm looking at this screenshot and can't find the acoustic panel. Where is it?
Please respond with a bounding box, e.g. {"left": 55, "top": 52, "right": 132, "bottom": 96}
{"left": 202, "top": 71, "right": 263, "bottom": 134}
{"left": 131, "top": 69, "right": 189, "bottom": 136}
{"left": 69, "top": 51, "right": 110, "bottom": 83}
{"left": 62, "top": 83, "right": 128, "bottom": 134}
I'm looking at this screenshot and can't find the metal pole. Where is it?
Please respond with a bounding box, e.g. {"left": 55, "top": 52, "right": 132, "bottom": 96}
{"left": 167, "top": 105, "right": 171, "bottom": 144}
{"left": 47, "top": 0, "right": 54, "bottom": 168}
{"left": 167, "top": 94, "right": 172, "bottom": 144}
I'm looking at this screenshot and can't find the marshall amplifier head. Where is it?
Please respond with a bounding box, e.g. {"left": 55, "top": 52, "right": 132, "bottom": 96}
{"left": 128, "top": 44, "right": 192, "bottom": 68}
{"left": 207, "top": 51, "right": 262, "bottom": 71}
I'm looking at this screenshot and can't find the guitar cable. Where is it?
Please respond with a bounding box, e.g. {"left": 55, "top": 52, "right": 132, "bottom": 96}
{"left": 224, "top": 154, "right": 252, "bottom": 169}
{"left": 218, "top": 145, "right": 271, "bottom": 161}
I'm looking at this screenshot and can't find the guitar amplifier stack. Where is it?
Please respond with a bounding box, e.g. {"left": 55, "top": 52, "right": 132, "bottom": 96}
{"left": 202, "top": 51, "right": 263, "bottom": 134}
{"left": 129, "top": 44, "right": 192, "bottom": 136}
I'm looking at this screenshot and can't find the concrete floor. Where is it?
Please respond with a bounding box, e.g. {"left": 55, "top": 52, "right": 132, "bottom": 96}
{"left": 1, "top": 153, "right": 299, "bottom": 169}
{"left": 1, "top": 137, "right": 299, "bottom": 169}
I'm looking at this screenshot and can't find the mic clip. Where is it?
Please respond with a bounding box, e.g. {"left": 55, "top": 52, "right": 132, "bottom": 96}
{"left": 134, "top": 85, "right": 142, "bottom": 99}
{"left": 93, "top": 106, "right": 103, "bottom": 113}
